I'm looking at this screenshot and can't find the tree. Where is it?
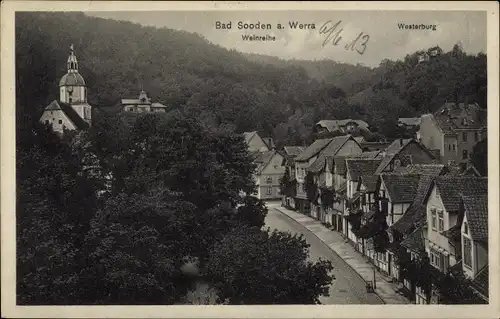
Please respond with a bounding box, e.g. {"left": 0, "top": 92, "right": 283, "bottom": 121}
{"left": 17, "top": 124, "right": 100, "bottom": 304}
{"left": 470, "top": 138, "right": 487, "bottom": 176}
{"left": 206, "top": 226, "right": 334, "bottom": 304}
{"left": 234, "top": 196, "right": 268, "bottom": 229}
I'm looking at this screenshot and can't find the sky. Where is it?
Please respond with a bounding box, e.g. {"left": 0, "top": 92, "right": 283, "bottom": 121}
{"left": 87, "top": 10, "right": 486, "bottom": 67}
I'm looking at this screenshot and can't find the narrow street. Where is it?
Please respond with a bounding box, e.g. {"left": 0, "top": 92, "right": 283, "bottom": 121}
{"left": 264, "top": 203, "right": 383, "bottom": 304}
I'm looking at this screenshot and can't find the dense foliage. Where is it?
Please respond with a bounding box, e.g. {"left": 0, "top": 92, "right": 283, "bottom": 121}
{"left": 206, "top": 226, "right": 334, "bottom": 304}
{"left": 16, "top": 13, "right": 487, "bottom": 149}
{"left": 17, "top": 111, "right": 335, "bottom": 304}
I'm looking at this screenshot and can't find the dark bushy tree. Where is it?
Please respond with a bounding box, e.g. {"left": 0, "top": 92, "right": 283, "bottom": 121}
{"left": 206, "top": 226, "right": 334, "bottom": 304}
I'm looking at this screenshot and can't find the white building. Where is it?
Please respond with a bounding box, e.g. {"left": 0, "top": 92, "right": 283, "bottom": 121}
{"left": 39, "top": 45, "right": 92, "bottom": 134}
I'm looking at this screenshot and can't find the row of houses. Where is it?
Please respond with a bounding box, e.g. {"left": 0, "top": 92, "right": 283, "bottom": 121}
{"left": 268, "top": 104, "right": 488, "bottom": 304}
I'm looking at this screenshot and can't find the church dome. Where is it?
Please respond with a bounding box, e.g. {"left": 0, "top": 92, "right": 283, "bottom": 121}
{"left": 59, "top": 72, "right": 86, "bottom": 87}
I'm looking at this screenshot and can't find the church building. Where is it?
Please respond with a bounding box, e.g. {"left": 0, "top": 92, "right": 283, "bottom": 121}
{"left": 39, "top": 45, "right": 93, "bottom": 134}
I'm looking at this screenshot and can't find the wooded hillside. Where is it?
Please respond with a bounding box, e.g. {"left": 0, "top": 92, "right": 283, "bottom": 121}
{"left": 16, "top": 12, "right": 487, "bottom": 146}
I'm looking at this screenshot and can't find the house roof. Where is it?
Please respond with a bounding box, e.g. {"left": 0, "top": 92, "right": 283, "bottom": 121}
{"left": 400, "top": 226, "right": 426, "bottom": 253}
{"left": 381, "top": 174, "right": 420, "bottom": 203}
{"left": 394, "top": 164, "right": 446, "bottom": 176}
{"left": 398, "top": 117, "right": 421, "bottom": 126}
{"left": 44, "top": 100, "right": 90, "bottom": 130}
{"left": 254, "top": 150, "right": 277, "bottom": 174}
{"left": 151, "top": 102, "right": 167, "bottom": 108}
{"left": 307, "top": 155, "right": 326, "bottom": 173}
{"left": 471, "top": 265, "right": 489, "bottom": 299}
{"left": 316, "top": 119, "right": 369, "bottom": 132}
{"left": 283, "top": 146, "right": 305, "bottom": 157}
{"left": 391, "top": 174, "right": 439, "bottom": 234}
{"left": 374, "top": 138, "right": 413, "bottom": 175}
{"left": 294, "top": 138, "right": 333, "bottom": 162}
{"left": 433, "top": 102, "right": 487, "bottom": 133}
{"left": 346, "top": 159, "right": 382, "bottom": 182}
{"left": 462, "top": 194, "right": 488, "bottom": 243}
{"left": 360, "top": 175, "right": 379, "bottom": 193}
{"left": 295, "top": 135, "right": 352, "bottom": 162}
{"left": 433, "top": 176, "right": 488, "bottom": 213}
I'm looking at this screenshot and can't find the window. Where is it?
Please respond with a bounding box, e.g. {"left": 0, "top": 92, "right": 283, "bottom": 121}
{"left": 266, "top": 187, "right": 272, "bottom": 195}
{"left": 438, "top": 210, "right": 444, "bottom": 231}
{"left": 448, "top": 144, "right": 451, "bottom": 151}
{"left": 452, "top": 144, "right": 456, "bottom": 151}
{"left": 431, "top": 208, "right": 437, "bottom": 230}
{"left": 69, "top": 97, "right": 72, "bottom": 103}
{"left": 474, "top": 132, "right": 479, "bottom": 142}
{"left": 464, "top": 222, "right": 469, "bottom": 234}
{"left": 462, "top": 132, "right": 467, "bottom": 142}
{"left": 463, "top": 236, "right": 472, "bottom": 268}
{"left": 44, "top": 120, "right": 49, "bottom": 124}
{"left": 462, "top": 150, "right": 468, "bottom": 160}
{"left": 58, "top": 119, "right": 63, "bottom": 124}
{"left": 266, "top": 177, "right": 273, "bottom": 184}
{"left": 430, "top": 249, "right": 443, "bottom": 271}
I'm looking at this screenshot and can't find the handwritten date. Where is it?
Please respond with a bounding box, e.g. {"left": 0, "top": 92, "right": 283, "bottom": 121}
{"left": 318, "top": 20, "right": 370, "bottom": 55}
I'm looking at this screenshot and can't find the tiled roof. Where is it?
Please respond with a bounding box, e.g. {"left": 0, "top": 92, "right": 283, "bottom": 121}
{"left": 462, "top": 165, "right": 482, "bottom": 177}
{"left": 433, "top": 103, "right": 487, "bottom": 133}
{"left": 434, "top": 176, "right": 488, "bottom": 213}
{"left": 346, "top": 159, "right": 382, "bottom": 182}
{"left": 307, "top": 155, "right": 326, "bottom": 173}
{"left": 44, "top": 100, "right": 90, "bottom": 130}
{"left": 462, "top": 194, "right": 488, "bottom": 243}
{"left": 398, "top": 117, "right": 421, "bottom": 126}
{"left": 400, "top": 226, "right": 425, "bottom": 253}
{"left": 391, "top": 174, "right": 438, "bottom": 234}
{"left": 316, "top": 119, "right": 369, "bottom": 132}
{"left": 471, "top": 265, "right": 489, "bottom": 299}
{"left": 283, "top": 146, "right": 305, "bottom": 157}
{"left": 360, "top": 175, "right": 379, "bottom": 192}
{"left": 294, "top": 138, "right": 334, "bottom": 162}
{"left": 394, "top": 164, "right": 446, "bottom": 176}
{"left": 374, "top": 139, "right": 414, "bottom": 175}
{"left": 254, "top": 150, "right": 276, "bottom": 174}
{"left": 320, "top": 135, "right": 353, "bottom": 157}
{"left": 381, "top": 174, "right": 420, "bottom": 203}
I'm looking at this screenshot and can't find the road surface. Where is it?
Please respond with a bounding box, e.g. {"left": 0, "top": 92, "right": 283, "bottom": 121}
{"left": 264, "top": 204, "right": 384, "bottom": 305}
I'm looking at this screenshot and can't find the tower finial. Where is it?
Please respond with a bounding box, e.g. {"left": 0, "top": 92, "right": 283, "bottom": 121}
{"left": 70, "top": 44, "right": 74, "bottom": 52}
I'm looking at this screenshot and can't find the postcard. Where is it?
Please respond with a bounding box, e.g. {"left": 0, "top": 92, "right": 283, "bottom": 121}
{"left": 1, "top": 1, "right": 499, "bottom": 318}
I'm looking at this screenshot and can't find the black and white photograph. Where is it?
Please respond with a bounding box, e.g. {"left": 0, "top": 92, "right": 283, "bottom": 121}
{"left": 1, "top": 1, "right": 499, "bottom": 318}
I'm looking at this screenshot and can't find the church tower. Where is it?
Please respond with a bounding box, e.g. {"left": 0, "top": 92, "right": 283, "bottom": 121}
{"left": 58, "top": 44, "right": 91, "bottom": 124}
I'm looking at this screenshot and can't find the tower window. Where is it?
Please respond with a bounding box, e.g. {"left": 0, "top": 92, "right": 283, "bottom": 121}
{"left": 58, "top": 120, "right": 62, "bottom": 124}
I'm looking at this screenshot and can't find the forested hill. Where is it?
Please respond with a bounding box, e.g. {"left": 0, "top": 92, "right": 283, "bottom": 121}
{"left": 243, "top": 53, "right": 381, "bottom": 96}
{"left": 16, "top": 12, "right": 487, "bottom": 147}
